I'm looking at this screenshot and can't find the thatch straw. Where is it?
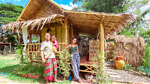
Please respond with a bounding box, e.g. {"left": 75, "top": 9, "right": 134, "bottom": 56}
{"left": 113, "top": 35, "right": 145, "bottom": 67}
{"left": 64, "top": 10, "right": 134, "bottom": 35}
{"left": 2, "top": 14, "right": 64, "bottom": 32}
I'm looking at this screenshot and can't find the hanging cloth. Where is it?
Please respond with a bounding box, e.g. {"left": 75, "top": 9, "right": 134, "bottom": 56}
{"left": 22, "top": 27, "right": 28, "bottom": 55}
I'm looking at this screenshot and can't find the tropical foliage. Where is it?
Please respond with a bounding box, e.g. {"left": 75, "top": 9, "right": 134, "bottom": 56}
{"left": 73, "top": 0, "right": 126, "bottom": 13}
{"left": 0, "top": 3, "right": 24, "bottom": 25}
{"left": 92, "top": 51, "right": 111, "bottom": 83}
{"left": 59, "top": 49, "right": 73, "bottom": 80}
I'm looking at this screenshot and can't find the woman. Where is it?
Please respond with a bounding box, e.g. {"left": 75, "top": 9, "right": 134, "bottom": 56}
{"left": 67, "top": 37, "right": 83, "bottom": 83}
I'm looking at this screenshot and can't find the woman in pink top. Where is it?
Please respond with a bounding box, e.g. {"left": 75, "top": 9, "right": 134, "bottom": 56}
{"left": 51, "top": 36, "right": 58, "bottom": 51}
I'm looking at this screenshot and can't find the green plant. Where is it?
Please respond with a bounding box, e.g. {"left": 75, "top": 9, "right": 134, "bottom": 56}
{"left": 142, "top": 44, "right": 150, "bottom": 68}
{"left": 59, "top": 49, "right": 73, "bottom": 80}
{"left": 137, "top": 66, "right": 150, "bottom": 76}
{"left": 92, "top": 51, "right": 111, "bottom": 83}
{"left": 14, "top": 63, "right": 44, "bottom": 75}
{"left": 123, "top": 64, "right": 133, "bottom": 70}
{"left": 111, "top": 43, "right": 114, "bottom": 47}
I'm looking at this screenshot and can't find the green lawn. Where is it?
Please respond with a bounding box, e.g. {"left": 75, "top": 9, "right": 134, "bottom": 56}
{"left": 0, "top": 55, "right": 71, "bottom": 84}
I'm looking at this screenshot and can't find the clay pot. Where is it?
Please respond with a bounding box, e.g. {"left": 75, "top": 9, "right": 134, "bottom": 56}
{"left": 115, "top": 56, "right": 125, "bottom": 70}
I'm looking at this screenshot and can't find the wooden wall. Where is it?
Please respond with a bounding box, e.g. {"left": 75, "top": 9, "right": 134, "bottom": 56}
{"left": 40, "top": 23, "right": 66, "bottom": 44}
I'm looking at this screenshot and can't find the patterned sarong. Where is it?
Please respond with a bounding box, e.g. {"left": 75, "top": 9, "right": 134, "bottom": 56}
{"left": 44, "top": 58, "right": 57, "bottom": 81}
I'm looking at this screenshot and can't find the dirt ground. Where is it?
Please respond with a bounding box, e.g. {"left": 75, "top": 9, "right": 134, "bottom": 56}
{"left": 1, "top": 55, "right": 150, "bottom": 84}
{"left": 105, "top": 62, "right": 150, "bottom": 83}
{"left": 0, "top": 76, "right": 20, "bottom": 83}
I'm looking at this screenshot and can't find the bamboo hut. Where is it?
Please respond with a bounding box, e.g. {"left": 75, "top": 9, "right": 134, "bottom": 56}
{"left": 2, "top": 0, "right": 134, "bottom": 73}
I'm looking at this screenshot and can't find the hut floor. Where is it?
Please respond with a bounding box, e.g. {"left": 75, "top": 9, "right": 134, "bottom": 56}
{"left": 80, "top": 56, "right": 98, "bottom": 66}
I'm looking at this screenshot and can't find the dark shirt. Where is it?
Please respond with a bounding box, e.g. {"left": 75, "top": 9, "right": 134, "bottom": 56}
{"left": 70, "top": 45, "right": 78, "bottom": 54}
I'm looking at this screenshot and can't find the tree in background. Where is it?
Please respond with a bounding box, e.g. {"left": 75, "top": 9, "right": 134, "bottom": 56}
{"left": 118, "top": 0, "right": 150, "bottom": 37}
{"left": 73, "top": 0, "right": 128, "bottom": 13}
{"left": 0, "top": 3, "right": 24, "bottom": 55}
{"left": 0, "top": 3, "right": 24, "bottom": 44}
{"left": 0, "top": 3, "right": 24, "bottom": 25}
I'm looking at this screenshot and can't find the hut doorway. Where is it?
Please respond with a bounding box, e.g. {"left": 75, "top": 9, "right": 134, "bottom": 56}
{"left": 78, "top": 33, "right": 97, "bottom": 65}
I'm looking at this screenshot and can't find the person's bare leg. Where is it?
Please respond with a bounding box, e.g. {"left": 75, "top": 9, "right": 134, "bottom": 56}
{"left": 46, "top": 80, "right": 49, "bottom": 84}
{"left": 78, "top": 79, "right": 83, "bottom": 84}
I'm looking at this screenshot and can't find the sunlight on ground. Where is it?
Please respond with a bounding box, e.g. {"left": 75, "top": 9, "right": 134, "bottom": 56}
{"left": 0, "top": 55, "right": 70, "bottom": 84}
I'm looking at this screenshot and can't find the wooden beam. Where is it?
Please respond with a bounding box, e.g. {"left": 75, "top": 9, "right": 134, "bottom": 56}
{"left": 29, "top": 32, "right": 32, "bottom": 43}
{"left": 71, "top": 24, "right": 74, "bottom": 38}
{"left": 68, "top": 16, "right": 100, "bottom": 21}
{"left": 100, "top": 16, "right": 105, "bottom": 72}
{"left": 64, "top": 18, "right": 69, "bottom": 45}
{"left": 69, "top": 18, "right": 100, "bottom": 24}
{"left": 73, "top": 22, "right": 98, "bottom": 27}
{"left": 64, "top": 10, "right": 123, "bottom": 17}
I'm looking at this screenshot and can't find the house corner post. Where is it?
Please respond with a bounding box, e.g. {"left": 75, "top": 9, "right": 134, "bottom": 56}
{"left": 100, "top": 16, "right": 105, "bottom": 73}
{"left": 64, "top": 18, "right": 69, "bottom": 46}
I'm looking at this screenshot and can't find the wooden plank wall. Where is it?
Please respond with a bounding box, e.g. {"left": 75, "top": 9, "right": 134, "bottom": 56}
{"left": 40, "top": 23, "right": 67, "bottom": 50}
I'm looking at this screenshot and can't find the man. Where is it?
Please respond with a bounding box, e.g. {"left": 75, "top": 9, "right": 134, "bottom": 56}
{"left": 40, "top": 33, "right": 57, "bottom": 84}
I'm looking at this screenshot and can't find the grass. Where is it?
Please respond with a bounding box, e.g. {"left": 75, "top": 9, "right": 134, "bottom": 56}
{"left": 0, "top": 55, "right": 71, "bottom": 84}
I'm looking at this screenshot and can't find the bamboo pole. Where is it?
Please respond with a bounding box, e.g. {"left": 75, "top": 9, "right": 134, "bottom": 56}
{"left": 29, "top": 32, "right": 32, "bottom": 43}
{"left": 17, "top": 30, "right": 23, "bottom": 63}
{"left": 100, "top": 16, "right": 105, "bottom": 72}
{"left": 64, "top": 18, "right": 69, "bottom": 45}
{"left": 71, "top": 24, "right": 74, "bottom": 38}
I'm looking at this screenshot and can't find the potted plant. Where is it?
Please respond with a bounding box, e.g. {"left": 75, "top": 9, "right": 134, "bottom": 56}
{"left": 28, "top": 72, "right": 41, "bottom": 79}
{"left": 18, "top": 71, "right": 28, "bottom": 77}
{"left": 27, "top": 65, "right": 43, "bottom": 79}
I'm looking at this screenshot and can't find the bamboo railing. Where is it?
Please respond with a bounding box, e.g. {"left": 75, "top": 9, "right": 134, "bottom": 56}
{"left": 22, "top": 43, "right": 66, "bottom": 63}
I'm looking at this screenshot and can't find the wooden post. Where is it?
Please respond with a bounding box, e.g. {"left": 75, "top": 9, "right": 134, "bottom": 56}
{"left": 100, "top": 16, "right": 105, "bottom": 72}
{"left": 29, "top": 32, "right": 32, "bottom": 43}
{"left": 71, "top": 24, "right": 74, "bottom": 38}
{"left": 64, "top": 18, "right": 69, "bottom": 45}
{"left": 17, "top": 30, "right": 23, "bottom": 63}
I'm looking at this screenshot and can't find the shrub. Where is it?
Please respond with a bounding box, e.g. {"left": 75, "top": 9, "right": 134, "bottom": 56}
{"left": 123, "top": 64, "right": 133, "bottom": 70}
{"left": 59, "top": 49, "right": 73, "bottom": 80}
{"left": 142, "top": 44, "right": 150, "bottom": 68}
{"left": 92, "top": 51, "right": 111, "bottom": 83}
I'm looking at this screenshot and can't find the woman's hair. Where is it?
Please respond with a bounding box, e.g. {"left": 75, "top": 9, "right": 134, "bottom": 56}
{"left": 72, "top": 37, "right": 77, "bottom": 41}
{"left": 51, "top": 35, "right": 56, "bottom": 39}
{"left": 71, "top": 37, "right": 77, "bottom": 44}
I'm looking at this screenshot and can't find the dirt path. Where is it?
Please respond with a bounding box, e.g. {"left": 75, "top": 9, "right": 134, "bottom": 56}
{"left": 105, "top": 62, "right": 150, "bottom": 83}
{"left": 0, "top": 76, "right": 20, "bottom": 83}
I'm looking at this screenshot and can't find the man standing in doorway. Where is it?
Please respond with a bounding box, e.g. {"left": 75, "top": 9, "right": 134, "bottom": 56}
{"left": 40, "top": 33, "right": 57, "bottom": 84}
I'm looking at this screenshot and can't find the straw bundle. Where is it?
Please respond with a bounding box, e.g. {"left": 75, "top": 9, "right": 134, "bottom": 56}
{"left": 113, "top": 35, "right": 145, "bottom": 67}
{"left": 2, "top": 14, "right": 64, "bottom": 33}
{"left": 89, "top": 40, "right": 100, "bottom": 61}
{"left": 105, "top": 42, "right": 114, "bottom": 59}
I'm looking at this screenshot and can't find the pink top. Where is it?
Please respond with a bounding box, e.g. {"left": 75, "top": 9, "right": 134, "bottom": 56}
{"left": 53, "top": 40, "right": 58, "bottom": 49}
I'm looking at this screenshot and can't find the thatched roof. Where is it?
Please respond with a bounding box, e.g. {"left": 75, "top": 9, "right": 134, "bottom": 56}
{"left": 2, "top": 14, "right": 64, "bottom": 33}
{"left": 2, "top": 0, "right": 134, "bottom": 36}
{"left": 17, "top": 0, "right": 63, "bottom": 21}
{"left": 64, "top": 11, "right": 134, "bottom": 35}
